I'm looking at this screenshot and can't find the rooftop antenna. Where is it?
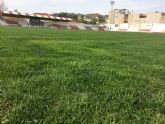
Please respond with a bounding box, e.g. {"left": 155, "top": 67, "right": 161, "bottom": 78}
{"left": 110, "top": 0, "right": 115, "bottom": 24}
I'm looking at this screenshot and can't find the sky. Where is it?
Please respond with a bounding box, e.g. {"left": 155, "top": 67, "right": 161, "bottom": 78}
{"left": 3, "top": 0, "right": 165, "bottom": 14}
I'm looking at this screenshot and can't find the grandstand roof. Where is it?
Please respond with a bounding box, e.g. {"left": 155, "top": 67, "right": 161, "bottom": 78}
{"left": 2, "top": 10, "right": 72, "bottom": 21}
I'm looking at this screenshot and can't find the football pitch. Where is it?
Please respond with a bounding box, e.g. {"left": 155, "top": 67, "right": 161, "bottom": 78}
{"left": 1, "top": 26, "right": 165, "bottom": 123}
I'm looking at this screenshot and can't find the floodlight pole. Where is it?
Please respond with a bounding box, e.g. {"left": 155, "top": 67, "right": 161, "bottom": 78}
{"left": 0, "top": 0, "right": 3, "bottom": 19}
{"left": 0, "top": 0, "right": 2, "bottom": 18}
{"left": 110, "top": 0, "right": 115, "bottom": 24}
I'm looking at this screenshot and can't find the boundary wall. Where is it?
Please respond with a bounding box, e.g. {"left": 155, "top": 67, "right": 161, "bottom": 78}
{"left": 105, "top": 23, "right": 165, "bottom": 33}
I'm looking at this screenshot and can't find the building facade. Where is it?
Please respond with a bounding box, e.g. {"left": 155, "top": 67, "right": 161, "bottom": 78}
{"left": 108, "top": 9, "right": 130, "bottom": 24}
{"left": 108, "top": 9, "right": 165, "bottom": 24}
{"left": 128, "top": 12, "right": 165, "bottom": 24}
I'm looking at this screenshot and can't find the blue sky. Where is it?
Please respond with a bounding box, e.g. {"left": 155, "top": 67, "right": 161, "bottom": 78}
{"left": 4, "top": 0, "right": 165, "bottom": 14}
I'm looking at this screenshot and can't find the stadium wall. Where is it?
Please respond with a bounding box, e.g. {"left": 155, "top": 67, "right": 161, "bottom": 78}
{"left": 105, "top": 23, "right": 165, "bottom": 33}
{"left": 151, "top": 23, "right": 165, "bottom": 32}
{"left": 139, "top": 23, "right": 153, "bottom": 32}
{"left": 118, "top": 23, "right": 129, "bottom": 31}
{"left": 127, "top": 24, "right": 140, "bottom": 32}
{"left": 105, "top": 24, "right": 118, "bottom": 31}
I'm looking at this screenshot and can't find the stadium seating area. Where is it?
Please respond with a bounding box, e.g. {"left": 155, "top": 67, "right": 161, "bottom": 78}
{"left": 0, "top": 19, "right": 7, "bottom": 25}
{"left": 50, "top": 24, "right": 67, "bottom": 29}
{"left": 4, "top": 19, "right": 20, "bottom": 26}
{"left": 76, "top": 25, "right": 86, "bottom": 30}
{"left": 69, "top": 25, "right": 79, "bottom": 29}
{"left": 18, "top": 21, "right": 29, "bottom": 27}
{"left": 54, "top": 22, "right": 69, "bottom": 27}
{"left": 84, "top": 26, "right": 93, "bottom": 30}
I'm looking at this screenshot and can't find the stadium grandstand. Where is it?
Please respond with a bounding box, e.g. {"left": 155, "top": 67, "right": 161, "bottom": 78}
{"left": 0, "top": 0, "right": 165, "bottom": 32}
{"left": 1, "top": 9, "right": 165, "bottom": 32}
{"left": 0, "top": 0, "right": 98, "bottom": 30}
{"left": 0, "top": 10, "right": 72, "bottom": 26}
{"left": 0, "top": 10, "right": 99, "bottom": 30}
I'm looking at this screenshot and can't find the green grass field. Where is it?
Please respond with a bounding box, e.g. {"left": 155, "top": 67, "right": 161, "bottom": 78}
{"left": 1, "top": 26, "right": 165, "bottom": 124}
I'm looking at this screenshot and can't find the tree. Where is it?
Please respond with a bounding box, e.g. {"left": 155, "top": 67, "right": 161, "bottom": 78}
{"left": 89, "top": 20, "right": 97, "bottom": 25}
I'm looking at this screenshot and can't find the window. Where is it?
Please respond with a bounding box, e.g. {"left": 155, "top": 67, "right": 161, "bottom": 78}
{"left": 139, "top": 14, "right": 147, "bottom": 18}
{"left": 161, "top": 13, "right": 165, "bottom": 16}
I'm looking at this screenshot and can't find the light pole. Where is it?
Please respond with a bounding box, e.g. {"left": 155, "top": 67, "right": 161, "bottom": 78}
{"left": 0, "top": 0, "right": 2, "bottom": 18}
{"left": 110, "top": 0, "right": 115, "bottom": 24}
{"left": 0, "top": 0, "right": 4, "bottom": 19}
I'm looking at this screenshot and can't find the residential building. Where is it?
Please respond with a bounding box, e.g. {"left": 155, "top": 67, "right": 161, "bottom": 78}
{"left": 108, "top": 9, "right": 165, "bottom": 24}
{"left": 108, "top": 9, "right": 130, "bottom": 24}
{"left": 128, "top": 12, "right": 165, "bottom": 24}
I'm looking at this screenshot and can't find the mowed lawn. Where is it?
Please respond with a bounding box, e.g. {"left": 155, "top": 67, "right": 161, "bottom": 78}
{"left": 1, "top": 26, "right": 165, "bottom": 124}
